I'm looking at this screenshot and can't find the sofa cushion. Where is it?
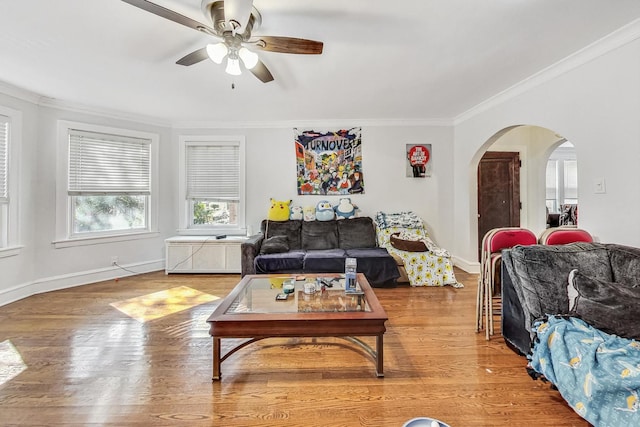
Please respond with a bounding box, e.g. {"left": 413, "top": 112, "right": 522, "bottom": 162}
{"left": 607, "top": 244, "right": 640, "bottom": 287}
{"left": 571, "top": 271, "right": 640, "bottom": 340}
{"left": 259, "top": 236, "right": 290, "bottom": 254}
{"left": 337, "top": 217, "right": 377, "bottom": 249}
{"left": 301, "top": 220, "right": 339, "bottom": 250}
{"left": 303, "top": 249, "right": 347, "bottom": 272}
{"left": 509, "top": 242, "right": 612, "bottom": 320}
{"left": 254, "top": 250, "right": 306, "bottom": 273}
{"left": 261, "top": 219, "right": 302, "bottom": 250}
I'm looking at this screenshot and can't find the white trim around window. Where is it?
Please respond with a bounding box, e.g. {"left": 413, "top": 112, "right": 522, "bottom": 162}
{"left": 177, "top": 135, "right": 246, "bottom": 235}
{"left": 0, "top": 105, "right": 22, "bottom": 257}
{"left": 55, "top": 121, "right": 159, "bottom": 248}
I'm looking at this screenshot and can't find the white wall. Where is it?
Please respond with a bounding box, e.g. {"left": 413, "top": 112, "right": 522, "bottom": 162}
{"left": 453, "top": 35, "right": 640, "bottom": 266}
{"left": 0, "top": 93, "right": 175, "bottom": 305}
{"left": 174, "top": 123, "right": 456, "bottom": 250}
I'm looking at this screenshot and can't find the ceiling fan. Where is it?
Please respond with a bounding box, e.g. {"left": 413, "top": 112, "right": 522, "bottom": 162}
{"left": 121, "top": 0, "right": 324, "bottom": 83}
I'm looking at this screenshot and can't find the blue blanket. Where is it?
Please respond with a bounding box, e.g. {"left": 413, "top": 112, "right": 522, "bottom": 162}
{"left": 529, "top": 315, "right": 640, "bottom": 426}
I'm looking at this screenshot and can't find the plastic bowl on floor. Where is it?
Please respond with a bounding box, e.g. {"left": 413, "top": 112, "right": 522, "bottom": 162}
{"left": 402, "top": 417, "right": 451, "bottom": 427}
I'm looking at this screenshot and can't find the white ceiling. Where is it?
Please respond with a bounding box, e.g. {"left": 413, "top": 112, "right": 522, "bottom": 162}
{"left": 2, "top": 0, "right": 640, "bottom": 125}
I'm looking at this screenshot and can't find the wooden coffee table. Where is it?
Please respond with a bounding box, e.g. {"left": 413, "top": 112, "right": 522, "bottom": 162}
{"left": 207, "top": 273, "right": 388, "bottom": 380}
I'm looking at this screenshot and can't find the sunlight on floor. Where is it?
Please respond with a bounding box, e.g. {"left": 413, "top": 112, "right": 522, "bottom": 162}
{"left": 0, "top": 340, "right": 27, "bottom": 386}
{"left": 109, "top": 286, "right": 220, "bottom": 323}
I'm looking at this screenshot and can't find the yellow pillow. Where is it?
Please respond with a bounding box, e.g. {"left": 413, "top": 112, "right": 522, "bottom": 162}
{"left": 268, "top": 199, "right": 291, "bottom": 221}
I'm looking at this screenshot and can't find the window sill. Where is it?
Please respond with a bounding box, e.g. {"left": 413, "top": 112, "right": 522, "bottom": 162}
{"left": 52, "top": 231, "right": 161, "bottom": 249}
{"left": 176, "top": 227, "right": 247, "bottom": 237}
{"left": 0, "top": 245, "right": 24, "bottom": 258}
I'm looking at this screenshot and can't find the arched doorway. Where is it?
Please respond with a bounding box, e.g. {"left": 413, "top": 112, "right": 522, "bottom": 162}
{"left": 475, "top": 125, "right": 571, "bottom": 260}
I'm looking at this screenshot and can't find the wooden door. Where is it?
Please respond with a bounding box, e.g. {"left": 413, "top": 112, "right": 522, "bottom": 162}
{"left": 477, "top": 151, "right": 521, "bottom": 260}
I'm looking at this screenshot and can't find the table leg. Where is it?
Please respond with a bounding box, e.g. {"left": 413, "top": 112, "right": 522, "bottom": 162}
{"left": 376, "top": 334, "right": 384, "bottom": 377}
{"left": 212, "top": 337, "right": 221, "bottom": 381}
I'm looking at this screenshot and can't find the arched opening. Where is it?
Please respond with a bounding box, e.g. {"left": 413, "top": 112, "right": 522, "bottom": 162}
{"left": 474, "top": 125, "right": 572, "bottom": 260}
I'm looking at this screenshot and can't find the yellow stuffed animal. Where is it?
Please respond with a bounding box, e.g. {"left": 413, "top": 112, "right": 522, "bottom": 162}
{"left": 268, "top": 198, "right": 292, "bottom": 221}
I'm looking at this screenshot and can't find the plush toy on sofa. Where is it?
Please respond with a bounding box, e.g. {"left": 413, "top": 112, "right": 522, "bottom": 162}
{"left": 315, "top": 200, "right": 335, "bottom": 221}
{"left": 289, "top": 205, "right": 303, "bottom": 220}
{"left": 268, "top": 199, "right": 291, "bottom": 221}
{"left": 334, "top": 198, "right": 357, "bottom": 220}
{"left": 303, "top": 205, "right": 316, "bottom": 221}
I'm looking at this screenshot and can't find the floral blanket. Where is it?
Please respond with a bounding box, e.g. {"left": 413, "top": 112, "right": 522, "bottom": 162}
{"left": 529, "top": 315, "right": 640, "bottom": 426}
{"left": 374, "top": 211, "right": 424, "bottom": 230}
{"left": 374, "top": 212, "right": 460, "bottom": 287}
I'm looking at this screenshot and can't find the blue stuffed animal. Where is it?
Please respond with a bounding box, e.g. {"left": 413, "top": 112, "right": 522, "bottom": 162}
{"left": 315, "top": 200, "right": 335, "bottom": 221}
{"left": 334, "top": 198, "right": 357, "bottom": 220}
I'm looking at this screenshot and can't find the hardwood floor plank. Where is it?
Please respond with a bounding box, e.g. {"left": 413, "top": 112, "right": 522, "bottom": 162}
{"left": 0, "top": 269, "right": 589, "bottom": 426}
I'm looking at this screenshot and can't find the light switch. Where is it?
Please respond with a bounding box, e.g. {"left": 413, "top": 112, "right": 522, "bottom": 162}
{"left": 593, "top": 177, "right": 606, "bottom": 194}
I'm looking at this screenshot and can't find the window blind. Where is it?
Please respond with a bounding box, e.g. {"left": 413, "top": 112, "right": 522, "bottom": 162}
{"left": 186, "top": 143, "right": 239, "bottom": 201}
{"left": 68, "top": 129, "right": 151, "bottom": 195}
{"left": 0, "top": 116, "right": 8, "bottom": 204}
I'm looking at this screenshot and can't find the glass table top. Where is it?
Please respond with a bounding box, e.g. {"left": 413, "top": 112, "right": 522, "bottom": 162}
{"left": 226, "top": 276, "right": 370, "bottom": 314}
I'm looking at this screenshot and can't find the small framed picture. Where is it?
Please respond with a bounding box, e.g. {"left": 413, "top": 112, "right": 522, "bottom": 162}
{"left": 406, "top": 144, "right": 432, "bottom": 178}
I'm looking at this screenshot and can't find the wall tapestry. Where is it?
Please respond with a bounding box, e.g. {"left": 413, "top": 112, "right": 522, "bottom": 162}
{"left": 406, "top": 144, "right": 432, "bottom": 178}
{"left": 294, "top": 127, "right": 364, "bottom": 195}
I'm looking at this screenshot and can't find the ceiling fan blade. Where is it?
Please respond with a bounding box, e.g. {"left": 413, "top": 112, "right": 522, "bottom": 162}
{"left": 252, "top": 36, "right": 323, "bottom": 55}
{"left": 249, "top": 60, "right": 274, "bottom": 83}
{"left": 121, "top": 0, "right": 216, "bottom": 35}
{"left": 176, "top": 48, "right": 209, "bottom": 66}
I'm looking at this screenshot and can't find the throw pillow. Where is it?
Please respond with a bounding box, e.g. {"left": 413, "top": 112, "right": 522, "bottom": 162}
{"left": 260, "top": 236, "right": 290, "bottom": 255}
{"left": 570, "top": 271, "right": 640, "bottom": 340}
{"left": 389, "top": 232, "right": 427, "bottom": 252}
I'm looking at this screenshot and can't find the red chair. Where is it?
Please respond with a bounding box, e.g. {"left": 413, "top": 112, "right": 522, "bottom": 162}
{"left": 538, "top": 227, "right": 593, "bottom": 245}
{"left": 476, "top": 227, "right": 537, "bottom": 340}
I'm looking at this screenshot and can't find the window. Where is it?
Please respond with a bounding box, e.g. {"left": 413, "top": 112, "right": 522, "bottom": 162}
{"left": 56, "top": 121, "right": 158, "bottom": 244}
{"left": 0, "top": 115, "right": 9, "bottom": 248}
{"left": 0, "top": 106, "right": 21, "bottom": 256}
{"left": 545, "top": 142, "right": 577, "bottom": 213}
{"left": 179, "top": 135, "right": 245, "bottom": 234}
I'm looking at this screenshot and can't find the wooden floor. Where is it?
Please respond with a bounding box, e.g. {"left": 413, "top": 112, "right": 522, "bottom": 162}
{"left": 0, "top": 269, "right": 589, "bottom": 427}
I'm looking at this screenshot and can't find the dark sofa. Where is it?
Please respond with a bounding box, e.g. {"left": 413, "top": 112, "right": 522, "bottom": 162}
{"left": 501, "top": 242, "right": 640, "bottom": 355}
{"left": 241, "top": 217, "right": 400, "bottom": 286}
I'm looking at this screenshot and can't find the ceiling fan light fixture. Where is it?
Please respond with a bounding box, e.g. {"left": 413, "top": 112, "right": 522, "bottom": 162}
{"left": 238, "top": 47, "right": 259, "bottom": 69}
{"left": 225, "top": 57, "right": 242, "bottom": 76}
{"left": 206, "top": 42, "right": 228, "bottom": 64}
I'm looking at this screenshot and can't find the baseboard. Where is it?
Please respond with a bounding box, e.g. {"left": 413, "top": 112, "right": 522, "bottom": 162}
{"left": 452, "top": 255, "right": 480, "bottom": 274}
{"left": 0, "top": 259, "right": 164, "bottom": 307}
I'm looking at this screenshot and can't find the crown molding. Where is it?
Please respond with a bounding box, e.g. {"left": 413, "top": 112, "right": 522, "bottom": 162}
{"left": 0, "top": 78, "right": 454, "bottom": 130}
{"left": 0, "top": 80, "right": 172, "bottom": 128}
{"left": 454, "top": 17, "right": 640, "bottom": 125}
{"left": 37, "top": 96, "right": 172, "bottom": 128}
{"left": 172, "top": 117, "right": 454, "bottom": 130}
{"left": 0, "top": 80, "right": 42, "bottom": 104}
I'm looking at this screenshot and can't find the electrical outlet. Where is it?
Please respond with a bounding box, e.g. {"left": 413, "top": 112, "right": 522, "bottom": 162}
{"left": 111, "top": 256, "right": 118, "bottom": 266}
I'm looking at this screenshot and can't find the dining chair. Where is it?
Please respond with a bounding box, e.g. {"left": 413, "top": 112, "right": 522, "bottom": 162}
{"left": 476, "top": 227, "right": 537, "bottom": 340}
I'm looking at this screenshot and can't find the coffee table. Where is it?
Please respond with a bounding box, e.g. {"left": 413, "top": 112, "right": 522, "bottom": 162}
{"left": 207, "top": 273, "right": 388, "bottom": 380}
